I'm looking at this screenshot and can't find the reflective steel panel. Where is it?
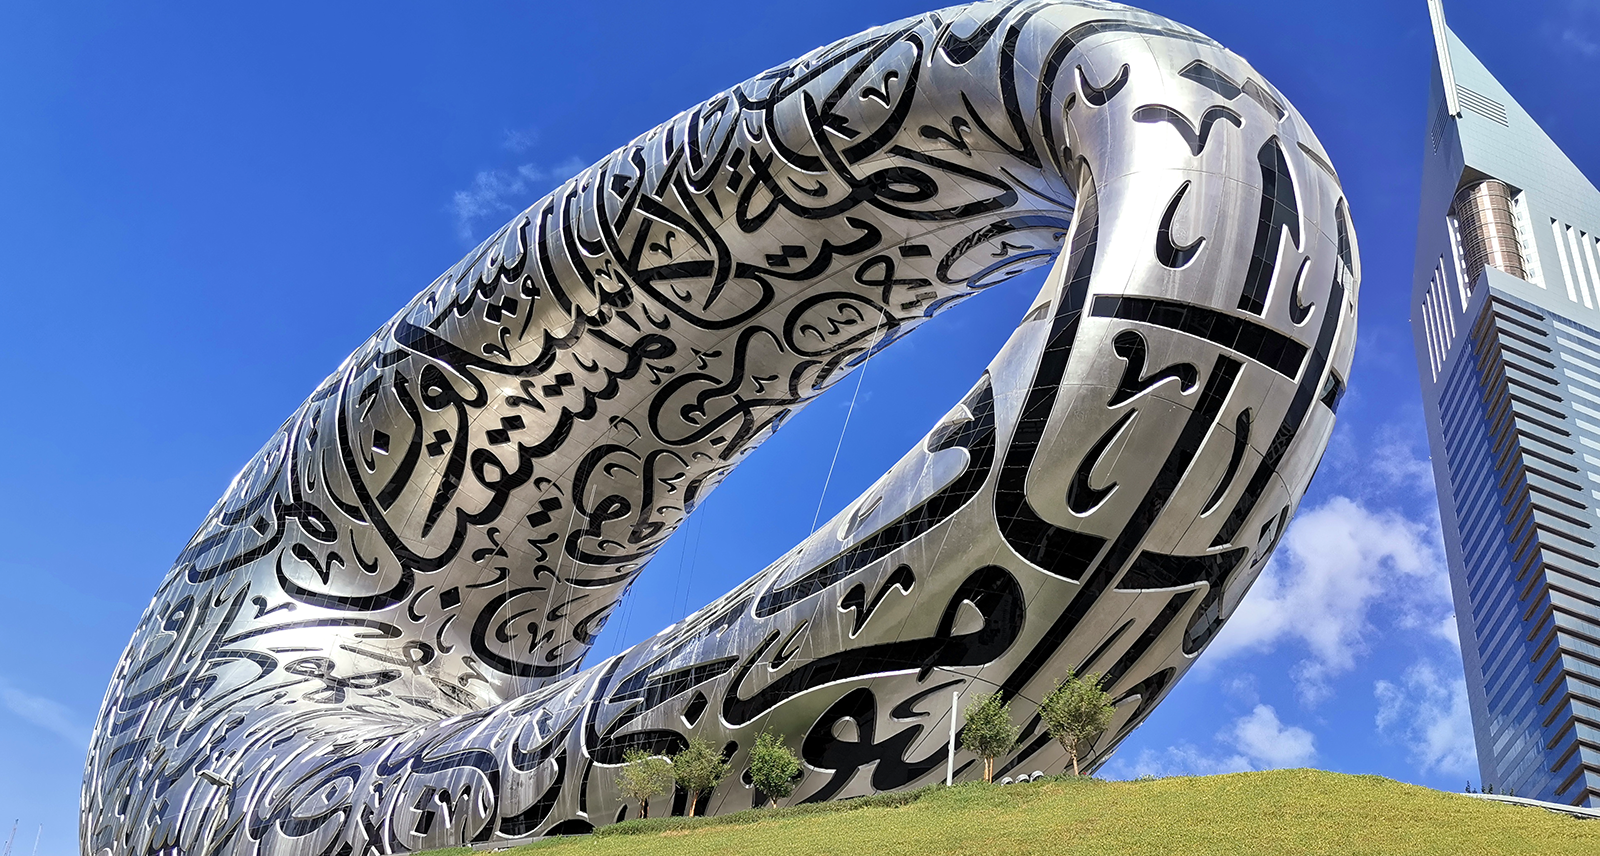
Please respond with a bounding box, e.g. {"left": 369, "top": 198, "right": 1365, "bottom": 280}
{"left": 83, "top": 3, "right": 1358, "bottom": 853}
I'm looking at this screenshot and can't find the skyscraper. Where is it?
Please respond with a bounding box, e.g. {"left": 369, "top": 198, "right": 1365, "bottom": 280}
{"left": 1415, "top": 0, "right": 1600, "bottom": 806}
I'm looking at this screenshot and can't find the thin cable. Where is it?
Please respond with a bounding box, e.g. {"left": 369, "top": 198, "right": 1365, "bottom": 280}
{"left": 810, "top": 326, "right": 884, "bottom": 535}
{"left": 679, "top": 507, "right": 706, "bottom": 620}
{"left": 608, "top": 575, "right": 635, "bottom": 659}
{"left": 669, "top": 514, "right": 692, "bottom": 626}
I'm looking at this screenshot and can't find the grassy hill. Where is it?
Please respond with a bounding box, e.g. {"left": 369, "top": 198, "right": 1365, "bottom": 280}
{"left": 428, "top": 769, "right": 1600, "bottom": 856}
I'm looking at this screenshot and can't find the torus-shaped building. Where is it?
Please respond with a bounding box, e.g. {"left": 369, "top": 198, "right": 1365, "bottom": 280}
{"left": 83, "top": 3, "right": 1357, "bottom": 853}
{"left": 1414, "top": 0, "right": 1600, "bottom": 807}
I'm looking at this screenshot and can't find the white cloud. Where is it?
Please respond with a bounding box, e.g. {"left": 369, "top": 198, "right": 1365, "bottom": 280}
{"left": 1205, "top": 495, "right": 1453, "bottom": 706}
{"left": 1374, "top": 660, "right": 1476, "bottom": 777}
{"left": 502, "top": 128, "right": 539, "bottom": 152}
{"left": 1221, "top": 673, "right": 1259, "bottom": 706}
{"left": 1550, "top": 1, "right": 1600, "bottom": 57}
{"left": 1563, "top": 27, "right": 1600, "bottom": 56}
{"left": 450, "top": 157, "right": 587, "bottom": 242}
{"left": 1319, "top": 421, "right": 1437, "bottom": 503}
{"left": 0, "top": 677, "right": 88, "bottom": 748}
{"left": 1288, "top": 660, "right": 1335, "bottom": 708}
{"left": 1103, "top": 704, "right": 1314, "bottom": 778}
{"left": 1370, "top": 438, "right": 1436, "bottom": 497}
{"left": 1230, "top": 704, "right": 1316, "bottom": 768}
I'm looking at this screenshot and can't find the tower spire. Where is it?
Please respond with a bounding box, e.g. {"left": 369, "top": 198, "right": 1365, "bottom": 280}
{"left": 1428, "top": 0, "right": 1461, "bottom": 116}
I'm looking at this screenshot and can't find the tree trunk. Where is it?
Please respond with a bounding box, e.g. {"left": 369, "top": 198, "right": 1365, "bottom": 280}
{"left": 641, "top": 799, "right": 648, "bottom": 820}
{"left": 983, "top": 757, "right": 993, "bottom": 783}
{"left": 688, "top": 793, "right": 699, "bottom": 818}
{"left": 1071, "top": 746, "right": 1080, "bottom": 777}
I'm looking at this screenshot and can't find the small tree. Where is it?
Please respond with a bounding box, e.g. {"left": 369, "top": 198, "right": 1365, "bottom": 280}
{"left": 960, "top": 692, "right": 1018, "bottom": 783}
{"left": 747, "top": 731, "right": 801, "bottom": 807}
{"left": 1039, "top": 670, "right": 1117, "bottom": 776}
{"left": 615, "top": 748, "right": 674, "bottom": 819}
{"left": 672, "top": 737, "right": 731, "bottom": 817}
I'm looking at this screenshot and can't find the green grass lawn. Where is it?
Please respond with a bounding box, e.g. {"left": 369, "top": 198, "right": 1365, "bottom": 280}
{"left": 424, "top": 769, "right": 1600, "bottom": 856}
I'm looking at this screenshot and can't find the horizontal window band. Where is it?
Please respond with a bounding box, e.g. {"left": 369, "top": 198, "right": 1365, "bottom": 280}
{"left": 1491, "top": 296, "right": 1547, "bottom": 323}
{"left": 1089, "top": 295, "right": 1308, "bottom": 379}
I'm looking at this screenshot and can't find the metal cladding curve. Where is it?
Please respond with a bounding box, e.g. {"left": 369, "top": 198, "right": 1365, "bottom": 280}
{"left": 83, "top": 2, "right": 1359, "bottom": 853}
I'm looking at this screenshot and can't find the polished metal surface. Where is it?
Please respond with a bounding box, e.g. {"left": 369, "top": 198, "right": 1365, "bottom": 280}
{"left": 82, "top": 3, "right": 1358, "bottom": 853}
{"left": 1454, "top": 179, "right": 1526, "bottom": 285}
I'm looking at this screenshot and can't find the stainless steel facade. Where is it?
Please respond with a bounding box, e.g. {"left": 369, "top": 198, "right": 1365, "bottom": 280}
{"left": 83, "top": 3, "right": 1357, "bottom": 853}
{"left": 1415, "top": 3, "right": 1600, "bottom": 807}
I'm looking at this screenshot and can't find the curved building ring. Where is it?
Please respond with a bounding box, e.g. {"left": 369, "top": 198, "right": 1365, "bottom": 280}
{"left": 82, "top": 2, "right": 1359, "bottom": 853}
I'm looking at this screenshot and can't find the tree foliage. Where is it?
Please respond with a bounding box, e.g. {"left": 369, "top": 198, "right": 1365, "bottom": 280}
{"left": 747, "top": 731, "right": 802, "bottom": 806}
{"left": 672, "top": 737, "right": 731, "bottom": 817}
{"left": 960, "top": 692, "right": 1017, "bottom": 782}
{"left": 615, "top": 748, "right": 674, "bottom": 819}
{"left": 1039, "top": 670, "right": 1116, "bottom": 776}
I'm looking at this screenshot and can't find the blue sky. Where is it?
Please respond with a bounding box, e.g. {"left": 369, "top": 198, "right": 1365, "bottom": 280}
{"left": 2, "top": 1, "right": 1599, "bottom": 853}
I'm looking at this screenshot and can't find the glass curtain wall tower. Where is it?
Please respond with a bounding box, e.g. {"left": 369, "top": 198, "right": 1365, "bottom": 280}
{"left": 1414, "top": 0, "right": 1600, "bottom": 806}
